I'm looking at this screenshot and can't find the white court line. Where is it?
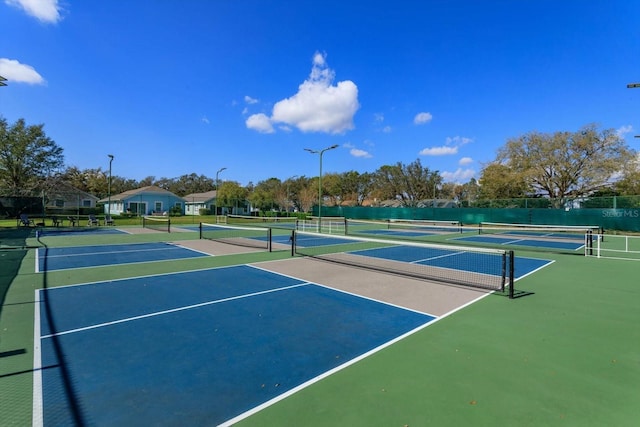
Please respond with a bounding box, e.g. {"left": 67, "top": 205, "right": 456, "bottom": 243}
{"left": 32, "top": 290, "right": 43, "bottom": 427}
{"left": 248, "top": 264, "right": 438, "bottom": 318}
{"left": 41, "top": 282, "right": 309, "bottom": 339}
{"left": 219, "top": 271, "right": 492, "bottom": 427}
{"left": 43, "top": 245, "right": 186, "bottom": 259}
{"left": 410, "top": 250, "right": 465, "bottom": 264}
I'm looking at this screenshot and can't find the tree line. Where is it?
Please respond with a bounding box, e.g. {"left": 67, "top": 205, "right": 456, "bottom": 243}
{"left": 2, "top": 117, "right": 639, "bottom": 212}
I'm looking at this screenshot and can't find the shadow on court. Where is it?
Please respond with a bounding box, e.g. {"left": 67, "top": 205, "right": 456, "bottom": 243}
{"left": 0, "top": 228, "right": 36, "bottom": 322}
{"left": 36, "top": 235, "right": 89, "bottom": 426}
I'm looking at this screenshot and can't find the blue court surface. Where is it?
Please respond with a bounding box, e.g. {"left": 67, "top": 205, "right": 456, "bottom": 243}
{"left": 34, "top": 265, "right": 435, "bottom": 426}
{"left": 452, "top": 234, "right": 584, "bottom": 251}
{"left": 37, "top": 242, "right": 209, "bottom": 272}
{"left": 355, "top": 228, "right": 437, "bottom": 237}
{"left": 288, "top": 234, "right": 552, "bottom": 279}
{"left": 350, "top": 245, "right": 550, "bottom": 279}
{"left": 38, "top": 227, "right": 127, "bottom": 237}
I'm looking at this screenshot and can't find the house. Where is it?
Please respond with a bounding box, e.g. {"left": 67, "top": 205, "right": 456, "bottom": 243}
{"left": 100, "top": 185, "right": 186, "bottom": 216}
{"left": 183, "top": 190, "right": 218, "bottom": 215}
{"left": 1, "top": 181, "right": 99, "bottom": 218}
{"left": 44, "top": 182, "right": 100, "bottom": 212}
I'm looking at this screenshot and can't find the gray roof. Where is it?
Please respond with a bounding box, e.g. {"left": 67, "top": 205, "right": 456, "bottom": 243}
{"left": 183, "top": 190, "right": 217, "bottom": 203}
{"left": 99, "top": 185, "right": 186, "bottom": 202}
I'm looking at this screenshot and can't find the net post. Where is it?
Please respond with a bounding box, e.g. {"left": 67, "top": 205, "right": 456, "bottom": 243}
{"left": 508, "top": 250, "right": 515, "bottom": 299}
{"left": 500, "top": 252, "right": 506, "bottom": 293}
{"left": 168, "top": 217, "right": 171, "bottom": 233}
{"left": 199, "top": 222, "right": 203, "bottom": 239}
{"left": 586, "top": 230, "right": 593, "bottom": 256}
{"left": 292, "top": 230, "right": 298, "bottom": 256}
{"left": 267, "top": 228, "right": 272, "bottom": 252}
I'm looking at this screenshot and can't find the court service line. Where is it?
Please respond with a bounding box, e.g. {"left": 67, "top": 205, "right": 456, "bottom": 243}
{"left": 221, "top": 288, "right": 493, "bottom": 427}
{"left": 42, "top": 245, "right": 187, "bottom": 259}
{"left": 40, "top": 282, "right": 310, "bottom": 339}
{"left": 410, "top": 250, "right": 465, "bottom": 264}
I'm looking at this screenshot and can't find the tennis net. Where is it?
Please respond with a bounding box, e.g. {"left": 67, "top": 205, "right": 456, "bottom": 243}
{"left": 293, "top": 230, "right": 515, "bottom": 296}
{"left": 478, "top": 222, "right": 600, "bottom": 242}
{"left": 296, "top": 217, "right": 346, "bottom": 234}
{"left": 346, "top": 218, "right": 463, "bottom": 237}
{"left": 227, "top": 214, "right": 298, "bottom": 229}
{"left": 142, "top": 216, "right": 171, "bottom": 233}
{"left": 200, "top": 222, "right": 273, "bottom": 251}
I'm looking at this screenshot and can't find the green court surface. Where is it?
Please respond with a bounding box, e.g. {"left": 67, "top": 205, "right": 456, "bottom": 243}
{"left": 1, "top": 226, "right": 639, "bottom": 426}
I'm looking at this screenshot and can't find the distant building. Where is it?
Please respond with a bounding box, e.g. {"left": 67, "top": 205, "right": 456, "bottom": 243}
{"left": 183, "top": 190, "right": 218, "bottom": 215}
{"left": 100, "top": 185, "right": 185, "bottom": 216}
{"left": 44, "top": 182, "right": 100, "bottom": 212}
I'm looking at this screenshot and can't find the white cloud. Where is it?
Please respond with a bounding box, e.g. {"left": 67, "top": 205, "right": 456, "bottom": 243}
{"left": 459, "top": 157, "right": 473, "bottom": 165}
{"left": 419, "top": 146, "right": 458, "bottom": 156}
{"left": 245, "top": 113, "right": 274, "bottom": 134}
{"left": 0, "top": 58, "right": 45, "bottom": 84}
{"left": 414, "top": 112, "right": 433, "bottom": 125}
{"left": 617, "top": 125, "right": 633, "bottom": 137}
{"left": 244, "top": 95, "right": 258, "bottom": 104}
{"left": 350, "top": 148, "right": 372, "bottom": 158}
{"left": 374, "top": 113, "right": 384, "bottom": 122}
{"left": 446, "top": 136, "right": 473, "bottom": 145}
{"left": 441, "top": 168, "right": 476, "bottom": 183}
{"left": 201, "top": 116, "right": 210, "bottom": 125}
{"left": 246, "top": 52, "right": 360, "bottom": 135}
{"left": 5, "top": 0, "right": 62, "bottom": 23}
{"left": 382, "top": 125, "right": 392, "bottom": 133}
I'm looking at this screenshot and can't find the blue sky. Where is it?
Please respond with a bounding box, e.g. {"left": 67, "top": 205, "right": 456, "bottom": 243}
{"left": 1, "top": 0, "right": 639, "bottom": 186}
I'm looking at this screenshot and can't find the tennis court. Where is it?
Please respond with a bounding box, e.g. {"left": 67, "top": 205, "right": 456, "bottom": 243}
{"left": 36, "top": 242, "right": 210, "bottom": 272}
{"left": 2, "top": 223, "right": 639, "bottom": 427}
{"left": 34, "top": 265, "right": 435, "bottom": 426}
{"left": 452, "top": 234, "right": 586, "bottom": 251}
{"left": 26, "top": 226, "right": 551, "bottom": 425}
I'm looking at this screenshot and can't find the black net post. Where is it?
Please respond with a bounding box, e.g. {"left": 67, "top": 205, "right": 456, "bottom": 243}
{"left": 509, "top": 250, "right": 515, "bottom": 299}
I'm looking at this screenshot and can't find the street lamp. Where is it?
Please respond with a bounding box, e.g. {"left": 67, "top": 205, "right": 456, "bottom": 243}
{"left": 107, "top": 154, "right": 114, "bottom": 221}
{"left": 0, "top": 76, "right": 7, "bottom": 87}
{"left": 304, "top": 144, "right": 339, "bottom": 231}
{"left": 629, "top": 83, "right": 639, "bottom": 137}
{"left": 215, "top": 167, "right": 227, "bottom": 221}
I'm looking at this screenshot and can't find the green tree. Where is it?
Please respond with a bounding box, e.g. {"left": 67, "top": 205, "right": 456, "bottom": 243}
{"left": 478, "top": 163, "right": 530, "bottom": 201}
{"left": 217, "top": 181, "right": 248, "bottom": 212}
{"left": 168, "top": 173, "right": 215, "bottom": 196}
{"left": 494, "top": 124, "right": 633, "bottom": 208}
{"left": 0, "top": 117, "right": 64, "bottom": 193}
{"left": 373, "top": 159, "right": 441, "bottom": 207}
{"left": 338, "top": 171, "right": 373, "bottom": 206}
{"left": 615, "top": 154, "right": 640, "bottom": 196}
{"left": 248, "top": 178, "right": 282, "bottom": 212}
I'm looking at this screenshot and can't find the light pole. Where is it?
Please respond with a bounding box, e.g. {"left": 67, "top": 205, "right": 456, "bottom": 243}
{"left": 304, "top": 144, "right": 338, "bottom": 231}
{"left": 215, "top": 167, "right": 227, "bottom": 221}
{"left": 629, "top": 83, "right": 639, "bottom": 138}
{"left": 107, "top": 154, "right": 114, "bottom": 221}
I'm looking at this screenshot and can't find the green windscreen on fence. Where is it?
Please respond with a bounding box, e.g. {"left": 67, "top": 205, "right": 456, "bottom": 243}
{"left": 318, "top": 206, "right": 640, "bottom": 232}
